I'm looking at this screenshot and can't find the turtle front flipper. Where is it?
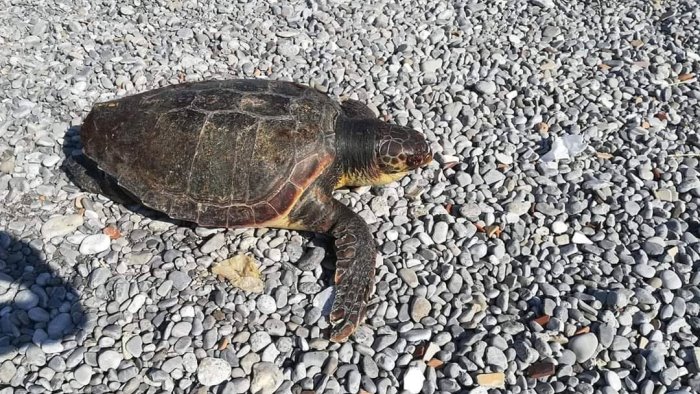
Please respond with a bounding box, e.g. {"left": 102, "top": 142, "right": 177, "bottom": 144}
{"left": 288, "top": 187, "right": 377, "bottom": 342}
{"left": 326, "top": 200, "right": 377, "bottom": 342}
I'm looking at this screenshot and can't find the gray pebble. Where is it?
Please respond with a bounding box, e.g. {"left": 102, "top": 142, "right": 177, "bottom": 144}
{"left": 257, "top": 294, "right": 277, "bottom": 314}
{"left": 568, "top": 333, "right": 598, "bottom": 362}
{"left": 97, "top": 350, "right": 123, "bottom": 371}
{"left": 201, "top": 233, "right": 226, "bottom": 254}
{"left": 250, "top": 332, "right": 272, "bottom": 353}
{"left": 197, "top": 357, "right": 232, "bottom": 386}
{"left": 475, "top": 81, "right": 497, "bottom": 95}
{"left": 168, "top": 271, "right": 192, "bottom": 291}
{"left": 660, "top": 270, "right": 682, "bottom": 290}
{"left": 171, "top": 322, "right": 192, "bottom": 337}
{"left": 88, "top": 267, "right": 110, "bottom": 288}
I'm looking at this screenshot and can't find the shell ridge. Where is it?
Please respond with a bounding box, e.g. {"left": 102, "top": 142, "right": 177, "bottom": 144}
{"left": 185, "top": 113, "right": 212, "bottom": 195}
{"left": 245, "top": 121, "right": 260, "bottom": 203}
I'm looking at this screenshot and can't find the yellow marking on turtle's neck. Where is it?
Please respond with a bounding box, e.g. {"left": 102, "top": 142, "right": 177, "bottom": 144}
{"left": 336, "top": 171, "right": 408, "bottom": 188}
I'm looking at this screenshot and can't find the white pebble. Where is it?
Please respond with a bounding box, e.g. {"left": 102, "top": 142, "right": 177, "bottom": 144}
{"left": 403, "top": 365, "right": 425, "bottom": 394}
{"left": 79, "top": 234, "right": 111, "bottom": 255}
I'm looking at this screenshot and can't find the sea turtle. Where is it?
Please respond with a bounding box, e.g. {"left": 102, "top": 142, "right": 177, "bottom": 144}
{"left": 65, "top": 79, "right": 433, "bottom": 342}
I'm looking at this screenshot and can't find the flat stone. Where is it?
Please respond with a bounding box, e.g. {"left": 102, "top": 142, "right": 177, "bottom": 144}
{"left": 27, "top": 307, "right": 49, "bottom": 322}
{"left": 542, "top": 25, "right": 561, "bottom": 38}
{"left": 477, "top": 372, "right": 505, "bottom": 388}
{"left": 98, "top": 350, "right": 123, "bottom": 371}
{"left": 647, "top": 349, "right": 665, "bottom": 372}
{"left": 183, "top": 353, "right": 198, "bottom": 373}
{"left": 432, "top": 221, "right": 449, "bottom": 243}
{"left": 643, "top": 237, "right": 666, "bottom": 256}
{"left": 47, "top": 312, "right": 73, "bottom": 338}
{"left": 678, "top": 178, "right": 700, "bottom": 193}
{"left": 0, "top": 361, "right": 16, "bottom": 383}
{"left": 312, "top": 286, "right": 335, "bottom": 315}
{"left": 572, "top": 232, "right": 593, "bottom": 244}
{"left": 483, "top": 169, "right": 505, "bottom": 185}
{"left": 421, "top": 59, "right": 443, "bottom": 73}
{"left": 362, "top": 355, "right": 379, "bottom": 378}
{"left": 298, "top": 247, "right": 325, "bottom": 270}
{"left": 88, "top": 267, "right": 110, "bottom": 288}
{"left": 495, "top": 152, "right": 513, "bottom": 165}
{"left": 506, "top": 201, "right": 531, "bottom": 216}
{"left": 169, "top": 271, "right": 192, "bottom": 291}
{"left": 127, "top": 252, "right": 153, "bottom": 265}
{"left": 250, "top": 332, "right": 272, "bottom": 353}
{"left": 625, "top": 201, "right": 641, "bottom": 216}
{"left": 41, "top": 340, "right": 64, "bottom": 354}
{"left": 127, "top": 294, "right": 147, "bottom": 313}
{"left": 655, "top": 188, "right": 678, "bottom": 202}
{"left": 660, "top": 270, "right": 682, "bottom": 290}
{"left": 606, "top": 370, "right": 622, "bottom": 390}
{"left": 201, "top": 233, "right": 226, "bottom": 254}
{"left": 0, "top": 158, "right": 14, "bottom": 174}
{"left": 399, "top": 269, "right": 419, "bottom": 288}
{"left": 301, "top": 351, "right": 328, "bottom": 368}
{"left": 171, "top": 322, "right": 192, "bottom": 337}
{"left": 41, "top": 214, "right": 83, "bottom": 239}
{"left": 126, "top": 336, "right": 143, "bottom": 358}
{"left": 162, "top": 356, "right": 183, "bottom": 373}
{"left": 72, "top": 364, "right": 92, "bottom": 386}
{"left": 120, "top": 5, "right": 135, "bottom": 15}
{"left": 634, "top": 264, "right": 656, "bottom": 278}
{"left": 79, "top": 234, "right": 111, "bottom": 255}
{"left": 26, "top": 344, "right": 46, "bottom": 366}
{"left": 598, "top": 324, "right": 615, "bottom": 348}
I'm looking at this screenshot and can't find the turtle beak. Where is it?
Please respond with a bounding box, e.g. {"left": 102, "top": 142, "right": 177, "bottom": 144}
{"left": 407, "top": 140, "right": 433, "bottom": 169}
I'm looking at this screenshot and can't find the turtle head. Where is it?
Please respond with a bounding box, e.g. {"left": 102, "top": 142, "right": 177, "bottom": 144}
{"left": 375, "top": 123, "right": 433, "bottom": 176}
{"left": 336, "top": 118, "right": 432, "bottom": 187}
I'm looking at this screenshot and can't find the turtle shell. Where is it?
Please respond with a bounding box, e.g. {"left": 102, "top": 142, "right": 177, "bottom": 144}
{"left": 80, "top": 79, "right": 340, "bottom": 227}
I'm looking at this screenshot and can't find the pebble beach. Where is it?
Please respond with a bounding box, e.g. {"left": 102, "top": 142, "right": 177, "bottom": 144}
{"left": 1, "top": 0, "right": 699, "bottom": 393}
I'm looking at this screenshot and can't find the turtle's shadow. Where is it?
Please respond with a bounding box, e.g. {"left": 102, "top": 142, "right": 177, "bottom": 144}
{"left": 0, "top": 231, "right": 86, "bottom": 357}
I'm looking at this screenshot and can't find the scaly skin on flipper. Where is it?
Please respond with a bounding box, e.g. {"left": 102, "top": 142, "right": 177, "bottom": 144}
{"left": 327, "top": 200, "right": 377, "bottom": 342}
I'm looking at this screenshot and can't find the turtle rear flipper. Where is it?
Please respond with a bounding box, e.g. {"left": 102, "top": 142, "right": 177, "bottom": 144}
{"left": 63, "top": 155, "right": 136, "bottom": 205}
